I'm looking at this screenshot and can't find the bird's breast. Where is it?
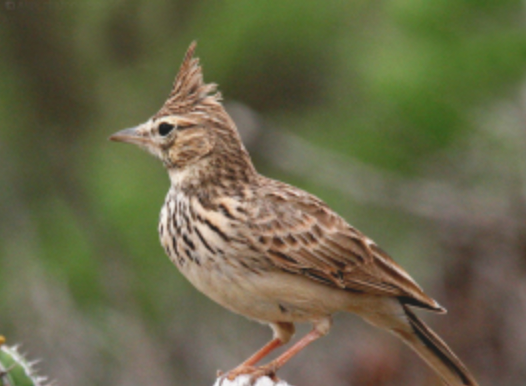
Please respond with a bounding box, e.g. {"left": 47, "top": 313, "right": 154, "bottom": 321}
{"left": 157, "top": 191, "right": 363, "bottom": 324}
{"left": 158, "top": 192, "right": 262, "bottom": 314}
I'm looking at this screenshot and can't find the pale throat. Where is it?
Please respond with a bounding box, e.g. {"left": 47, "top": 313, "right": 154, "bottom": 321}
{"left": 167, "top": 163, "right": 203, "bottom": 189}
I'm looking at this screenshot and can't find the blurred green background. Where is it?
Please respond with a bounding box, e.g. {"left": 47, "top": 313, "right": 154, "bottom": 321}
{"left": 1, "top": 1, "right": 526, "bottom": 385}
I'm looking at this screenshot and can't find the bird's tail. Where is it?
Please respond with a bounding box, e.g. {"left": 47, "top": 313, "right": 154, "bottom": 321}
{"left": 392, "top": 304, "right": 479, "bottom": 386}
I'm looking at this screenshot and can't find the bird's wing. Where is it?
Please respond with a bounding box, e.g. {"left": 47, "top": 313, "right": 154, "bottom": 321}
{"left": 248, "top": 183, "right": 442, "bottom": 312}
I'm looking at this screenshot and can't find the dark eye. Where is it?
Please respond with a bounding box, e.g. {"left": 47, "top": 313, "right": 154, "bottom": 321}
{"left": 158, "top": 122, "right": 175, "bottom": 136}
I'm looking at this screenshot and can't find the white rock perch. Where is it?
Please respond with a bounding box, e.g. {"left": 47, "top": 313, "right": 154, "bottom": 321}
{"left": 213, "top": 375, "right": 293, "bottom": 386}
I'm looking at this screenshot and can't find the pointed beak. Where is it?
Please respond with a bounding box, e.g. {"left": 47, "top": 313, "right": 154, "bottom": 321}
{"left": 109, "top": 125, "right": 150, "bottom": 146}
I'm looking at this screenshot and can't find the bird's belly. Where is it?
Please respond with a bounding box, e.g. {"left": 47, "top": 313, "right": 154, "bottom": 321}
{"left": 180, "top": 262, "right": 358, "bottom": 323}
{"left": 177, "top": 258, "right": 286, "bottom": 321}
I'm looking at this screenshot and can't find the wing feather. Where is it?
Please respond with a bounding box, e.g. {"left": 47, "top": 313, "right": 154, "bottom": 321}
{"left": 249, "top": 180, "right": 442, "bottom": 312}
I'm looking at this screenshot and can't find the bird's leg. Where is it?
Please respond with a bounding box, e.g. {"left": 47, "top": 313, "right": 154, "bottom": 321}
{"left": 224, "top": 322, "right": 294, "bottom": 381}
{"left": 238, "top": 338, "right": 283, "bottom": 368}
{"left": 227, "top": 318, "right": 332, "bottom": 382}
{"left": 253, "top": 320, "right": 330, "bottom": 379}
{"left": 219, "top": 339, "right": 282, "bottom": 383}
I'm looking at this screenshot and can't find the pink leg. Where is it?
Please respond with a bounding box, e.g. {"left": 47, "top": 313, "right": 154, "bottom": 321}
{"left": 227, "top": 318, "right": 331, "bottom": 382}
{"left": 225, "top": 338, "right": 284, "bottom": 381}
{"left": 239, "top": 338, "right": 283, "bottom": 367}
{"left": 225, "top": 322, "right": 294, "bottom": 381}
{"left": 264, "top": 327, "right": 324, "bottom": 371}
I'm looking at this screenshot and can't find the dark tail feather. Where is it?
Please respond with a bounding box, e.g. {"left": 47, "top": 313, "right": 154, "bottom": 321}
{"left": 395, "top": 304, "right": 479, "bottom": 386}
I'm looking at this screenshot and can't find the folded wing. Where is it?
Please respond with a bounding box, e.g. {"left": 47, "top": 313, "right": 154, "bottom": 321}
{"left": 249, "top": 180, "right": 443, "bottom": 313}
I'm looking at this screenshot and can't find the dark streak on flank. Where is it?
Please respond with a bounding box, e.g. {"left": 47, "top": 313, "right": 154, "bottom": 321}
{"left": 172, "top": 209, "right": 177, "bottom": 230}
{"left": 194, "top": 226, "right": 215, "bottom": 254}
{"left": 182, "top": 234, "right": 195, "bottom": 251}
{"left": 182, "top": 210, "right": 192, "bottom": 234}
{"left": 219, "top": 203, "right": 236, "bottom": 220}
{"left": 204, "top": 218, "right": 230, "bottom": 242}
{"left": 184, "top": 248, "right": 195, "bottom": 263}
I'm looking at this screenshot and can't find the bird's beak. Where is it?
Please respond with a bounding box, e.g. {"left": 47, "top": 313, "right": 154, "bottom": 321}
{"left": 109, "top": 125, "right": 150, "bottom": 146}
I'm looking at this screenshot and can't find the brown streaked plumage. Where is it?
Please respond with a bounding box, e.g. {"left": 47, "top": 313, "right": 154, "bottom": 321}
{"left": 109, "top": 42, "right": 479, "bottom": 386}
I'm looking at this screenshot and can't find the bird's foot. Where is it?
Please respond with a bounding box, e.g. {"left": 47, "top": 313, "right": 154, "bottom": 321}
{"left": 219, "top": 363, "right": 279, "bottom": 385}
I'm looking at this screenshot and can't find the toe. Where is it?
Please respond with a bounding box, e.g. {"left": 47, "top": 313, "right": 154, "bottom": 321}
{"left": 226, "top": 365, "right": 257, "bottom": 381}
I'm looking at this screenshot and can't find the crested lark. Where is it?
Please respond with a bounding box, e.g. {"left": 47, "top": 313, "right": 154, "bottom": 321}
{"left": 110, "top": 42, "right": 479, "bottom": 386}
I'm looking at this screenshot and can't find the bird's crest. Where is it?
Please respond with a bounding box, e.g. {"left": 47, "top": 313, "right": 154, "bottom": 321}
{"left": 154, "top": 41, "right": 221, "bottom": 118}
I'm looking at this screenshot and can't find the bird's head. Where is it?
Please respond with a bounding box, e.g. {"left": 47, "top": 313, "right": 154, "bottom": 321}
{"left": 110, "top": 42, "right": 250, "bottom": 175}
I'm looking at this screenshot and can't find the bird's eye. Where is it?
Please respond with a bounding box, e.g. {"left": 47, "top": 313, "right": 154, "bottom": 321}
{"left": 158, "top": 122, "right": 175, "bottom": 136}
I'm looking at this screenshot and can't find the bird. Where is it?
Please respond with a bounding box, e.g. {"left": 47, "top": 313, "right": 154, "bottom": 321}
{"left": 110, "top": 42, "right": 479, "bottom": 386}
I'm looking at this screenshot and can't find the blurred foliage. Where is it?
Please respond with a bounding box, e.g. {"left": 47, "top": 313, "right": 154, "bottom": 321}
{"left": 0, "top": 340, "right": 50, "bottom": 386}
{"left": 1, "top": 1, "right": 526, "bottom": 385}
